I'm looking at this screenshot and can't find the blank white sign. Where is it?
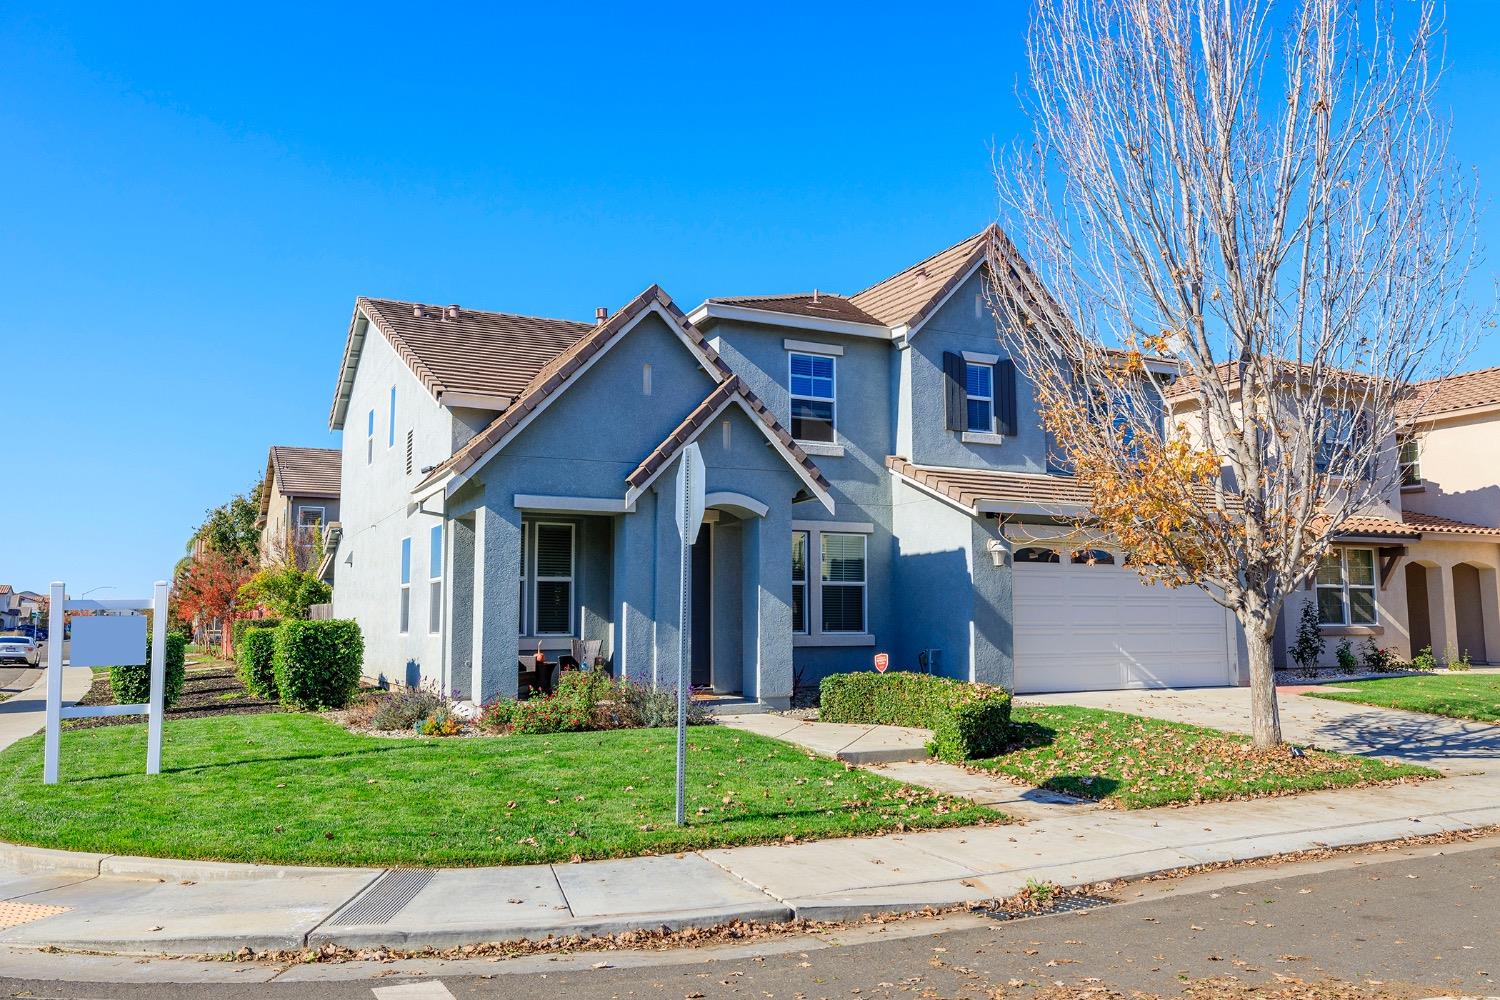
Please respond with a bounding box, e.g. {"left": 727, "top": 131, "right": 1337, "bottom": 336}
{"left": 70, "top": 615, "right": 147, "bottom": 667}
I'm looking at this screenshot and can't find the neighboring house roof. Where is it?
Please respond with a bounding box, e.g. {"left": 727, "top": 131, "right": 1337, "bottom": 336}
{"left": 0, "top": 586, "right": 11, "bottom": 596}
{"left": 849, "top": 225, "right": 1000, "bottom": 330}
{"left": 1401, "top": 364, "right": 1500, "bottom": 421}
{"left": 330, "top": 297, "right": 595, "bottom": 428}
{"left": 625, "top": 375, "right": 833, "bottom": 512}
{"left": 1333, "top": 510, "right": 1500, "bottom": 540}
{"left": 414, "top": 285, "right": 730, "bottom": 494}
{"left": 705, "top": 293, "right": 882, "bottom": 326}
{"left": 1399, "top": 510, "right": 1500, "bottom": 537}
{"left": 259, "top": 446, "right": 341, "bottom": 521}
{"left": 886, "top": 456, "right": 1091, "bottom": 515}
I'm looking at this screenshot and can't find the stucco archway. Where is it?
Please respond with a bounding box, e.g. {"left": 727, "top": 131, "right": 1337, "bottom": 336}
{"left": 1453, "top": 562, "right": 1492, "bottom": 665}
{"left": 1405, "top": 562, "right": 1434, "bottom": 657}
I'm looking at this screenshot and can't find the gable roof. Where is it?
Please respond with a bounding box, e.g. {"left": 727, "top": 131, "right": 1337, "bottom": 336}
{"left": 886, "top": 456, "right": 1091, "bottom": 516}
{"left": 849, "top": 225, "right": 1000, "bottom": 330}
{"left": 413, "top": 286, "right": 730, "bottom": 495}
{"left": 259, "top": 446, "right": 341, "bottom": 519}
{"left": 329, "top": 297, "right": 595, "bottom": 429}
{"left": 626, "top": 375, "right": 833, "bottom": 512}
{"left": 1401, "top": 364, "right": 1500, "bottom": 422}
{"left": 705, "top": 293, "right": 882, "bottom": 327}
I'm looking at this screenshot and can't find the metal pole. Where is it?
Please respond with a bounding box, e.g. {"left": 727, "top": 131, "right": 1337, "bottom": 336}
{"left": 675, "top": 470, "right": 692, "bottom": 827}
{"left": 146, "top": 581, "right": 167, "bottom": 775}
{"left": 43, "top": 582, "right": 65, "bottom": 785}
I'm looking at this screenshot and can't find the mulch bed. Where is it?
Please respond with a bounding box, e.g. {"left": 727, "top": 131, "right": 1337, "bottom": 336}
{"left": 66, "top": 660, "right": 282, "bottom": 730}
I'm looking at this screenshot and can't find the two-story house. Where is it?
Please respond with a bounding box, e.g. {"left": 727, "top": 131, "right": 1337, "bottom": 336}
{"left": 327, "top": 228, "right": 1251, "bottom": 704}
{"left": 256, "top": 445, "right": 342, "bottom": 581}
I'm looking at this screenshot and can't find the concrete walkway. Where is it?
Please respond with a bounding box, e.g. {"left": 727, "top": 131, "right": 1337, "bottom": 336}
{"left": 718, "top": 713, "right": 932, "bottom": 764}
{"left": 0, "top": 687, "right": 1494, "bottom": 956}
{"left": 0, "top": 665, "right": 91, "bottom": 752}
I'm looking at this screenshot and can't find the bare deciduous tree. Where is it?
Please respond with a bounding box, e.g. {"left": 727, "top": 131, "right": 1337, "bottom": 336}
{"left": 990, "top": 0, "right": 1488, "bottom": 747}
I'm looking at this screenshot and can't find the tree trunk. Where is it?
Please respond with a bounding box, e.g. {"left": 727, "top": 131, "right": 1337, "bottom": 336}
{"left": 1244, "top": 620, "right": 1282, "bottom": 748}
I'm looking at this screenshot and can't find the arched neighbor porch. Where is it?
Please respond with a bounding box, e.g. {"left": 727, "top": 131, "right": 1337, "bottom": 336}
{"left": 1453, "top": 562, "right": 1492, "bottom": 665}
{"left": 1402, "top": 548, "right": 1500, "bottom": 667}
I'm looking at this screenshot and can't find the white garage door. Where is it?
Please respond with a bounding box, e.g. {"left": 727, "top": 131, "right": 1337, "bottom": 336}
{"left": 1014, "top": 555, "right": 1235, "bottom": 693}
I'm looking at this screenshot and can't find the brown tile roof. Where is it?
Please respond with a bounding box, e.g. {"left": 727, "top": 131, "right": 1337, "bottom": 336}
{"left": 1333, "top": 515, "right": 1424, "bottom": 540}
{"left": 849, "top": 226, "right": 1000, "bottom": 329}
{"left": 1400, "top": 510, "right": 1500, "bottom": 537}
{"left": 1401, "top": 364, "right": 1500, "bottom": 421}
{"left": 268, "top": 446, "right": 341, "bottom": 498}
{"left": 332, "top": 298, "right": 595, "bottom": 426}
{"left": 626, "top": 375, "right": 831, "bottom": 500}
{"left": 885, "top": 456, "right": 1091, "bottom": 513}
{"left": 415, "top": 286, "right": 731, "bottom": 492}
{"left": 707, "top": 293, "right": 883, "bottom": 326}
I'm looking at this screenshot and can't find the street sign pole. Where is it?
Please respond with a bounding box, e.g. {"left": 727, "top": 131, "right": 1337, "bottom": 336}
{"left": 673, "top": 443, "right": 706, "bottom": 826}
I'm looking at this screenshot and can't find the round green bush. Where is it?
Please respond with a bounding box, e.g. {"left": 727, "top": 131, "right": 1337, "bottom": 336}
{"left": 235, "top": 626, "right": 280, "bottom": 700}
{"left": 272, "top": 619, "right": 363, "bottom": 710}
{"left": 108, "top": 630, "right": 188, "bottom": 708}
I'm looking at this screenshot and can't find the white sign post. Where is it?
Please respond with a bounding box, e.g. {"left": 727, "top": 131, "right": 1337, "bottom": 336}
{"left": 673, "top": 443, "right": 706, "bottom": 826}
{"left": 44, "top": 580, "right": 169, "bottom": 785}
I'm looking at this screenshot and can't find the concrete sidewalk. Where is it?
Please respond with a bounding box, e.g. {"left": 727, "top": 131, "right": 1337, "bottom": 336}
{"left": 0, "top": 665, "right": 91, "bottom": 753}
{"left": 0, "top": 689, "right": 1494, "bottom": 956}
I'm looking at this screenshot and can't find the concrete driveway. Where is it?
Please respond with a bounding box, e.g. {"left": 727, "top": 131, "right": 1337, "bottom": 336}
{"left": 1021, "top": 685, "right": 1500, "bottom": 775}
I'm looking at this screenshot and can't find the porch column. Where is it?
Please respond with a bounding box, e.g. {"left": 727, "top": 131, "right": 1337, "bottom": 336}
{"left": 612, "top": 493, "right": 658, "bottom": 683}
{"left": 651, "top": 483, "right": 686, "bottom": 689}
{"left": 470, "top": 502, "right": 522, "bottom": 703}
{"left": 445, "top": 515, "right": 476, "bottom": 698}
{"left": 748, "top": 510, "right": 794, "bottom": 709}
{"left": 969, "top": 517, "right": 1013, "bottom": 688}
{"left": 1433, "top": 563, "right": 1460, "bottom": 665}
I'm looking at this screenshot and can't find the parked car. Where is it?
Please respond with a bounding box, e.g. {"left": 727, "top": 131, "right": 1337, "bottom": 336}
{"left": 0, "top": 636, "right": 38, "bottom": 666}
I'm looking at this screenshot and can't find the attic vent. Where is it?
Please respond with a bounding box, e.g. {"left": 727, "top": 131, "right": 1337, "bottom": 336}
{"left": 914, "top": 267, "right": 930, "bottom": 286}
{"left": 405, "top": 430, "right": 414, "bottom": 476}
{"left": 412, "top": 304, "right": 427, "bottom": 318}
{"left": 596, "top": 306, "right": 609, "bottom": 325}
{"left": 444, "top": 304, "right": 460, "bottom": 321}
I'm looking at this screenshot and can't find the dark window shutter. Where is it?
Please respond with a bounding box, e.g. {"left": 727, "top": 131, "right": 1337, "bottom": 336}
{"left": 996, "top": 358, "right": 1019, "bottom": 437}
{"left": 942, "top": 352, "right": 966, "bottom": 431}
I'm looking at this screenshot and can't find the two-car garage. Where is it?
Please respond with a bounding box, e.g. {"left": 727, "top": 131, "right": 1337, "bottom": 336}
{"left": 1011, "top": 548, "right": 1239, "bottom": 694}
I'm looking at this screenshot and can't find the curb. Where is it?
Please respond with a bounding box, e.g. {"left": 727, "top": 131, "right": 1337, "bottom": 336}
{"left": 0, "top": 841, "right": 377, "bottom": 882}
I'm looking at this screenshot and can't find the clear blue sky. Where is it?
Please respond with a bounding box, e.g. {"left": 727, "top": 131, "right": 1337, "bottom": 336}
{"left": 2, "top": 1, "right": 1497, "bottom": 595}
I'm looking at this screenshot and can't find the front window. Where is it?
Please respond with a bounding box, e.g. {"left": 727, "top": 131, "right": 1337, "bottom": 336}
{"left": 1399, "top": 437, "right": 1421, "bottom": 486}
{"left": 789, "top": 352, "right": 836, "bottom": 443}
{"left": 965, "top": 363, "right": 995, "bottom": 433}
{"left": 398, "top": 537, "right": 412, "bottom": 634}
{"left": 820, "top": 533, "right": 866, "bottom": 633}
{"left": 791, "top": 531, "right": 809, "bottom": 634}
{"left": 531, "top": 522, "right": 574, "bottom": 635}
{"left": 428, "top": 525, "right": 443, "bottom": 635}
{"left": 1316, "top": 547, "right": 1377, "bottom": 626}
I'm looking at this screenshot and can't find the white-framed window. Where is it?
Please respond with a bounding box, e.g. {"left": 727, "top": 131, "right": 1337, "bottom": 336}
{"left": 1399, "top": 437, "right": 1422, "bottom": 486}
{"left": 1316, "top": 407, "right": 1356, "bottom": 473}
{"left": 965, "top": 362, "right": 995, "bottom": 433}
{"left": 518, "top": 530, "right": 526, "bottom": 636}
{"left": 789, "top": 352, "right": 836, "bottom": 443}
{"left": 388, "top": 386, "right": 397, "bottom": 448}
{"left": 398, "top": 537, "right": 412, "bottom": 634}
{"left": 1316, "top": 547, "right": 1377, "bottom": 626}
{"left": 298, "top": 506, "right": 324, "bottom": 531}
{"left": 791, "top": 530, "right": 809, "bottom": 634}
{"left": 820, "top": 532, "right": 866, "bottom": 633}
{"left": 366, "top": 409, "right": 375, "bottom": 465}
{"left": 428, "top": 524, "right": 443, "bottom": 635}
{"left": 531, "top": 522, "right": 574, "bottom": 636}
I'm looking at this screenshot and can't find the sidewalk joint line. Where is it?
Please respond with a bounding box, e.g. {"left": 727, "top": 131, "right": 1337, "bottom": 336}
{"left": 694, "top": 850, "right": 793, "bottom": 906}
{"left": 546, "top": 864, "right": 575, "bottom": 918}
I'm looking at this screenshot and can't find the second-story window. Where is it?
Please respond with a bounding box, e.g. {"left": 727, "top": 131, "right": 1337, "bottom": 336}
{"left": 965, "top": 363, "right": 995, "bottom": 433}
{"left": 366, "top": 409, "right": 375, "bottom": 465}
{"left": 1316, "top": 407, "right": 1356, "bottom": 473}
{"left": 789, "top": 352, "right": 836, "bottom": 443}
{"left": 1399, "top": 437, "right": 1421, "bottom": 486}
{"left": 388, "top": 386, "right": 397, "bottom": 448}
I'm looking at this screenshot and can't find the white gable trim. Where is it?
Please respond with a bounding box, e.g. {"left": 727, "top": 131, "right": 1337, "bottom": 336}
{"left": 901, "top": 255, "right": 988, "bottom": 341}
{"left": 886, "top": 465, "right": 978, "bottom": 517}
{"left": 442, "top": 301, "right": 727, "bottom": 496}
{"left": 624, "top": 393, "right": 836, "bottom": 514}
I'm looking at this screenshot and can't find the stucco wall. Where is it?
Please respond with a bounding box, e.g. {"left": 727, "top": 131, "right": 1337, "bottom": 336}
{"left": 1403, "top": 411, "right": 1500, "bottom": 529}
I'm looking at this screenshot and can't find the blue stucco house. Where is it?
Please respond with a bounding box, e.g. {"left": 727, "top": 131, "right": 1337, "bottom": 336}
{"left": 327, "top": 228, "right": 1245, "bottom": 707}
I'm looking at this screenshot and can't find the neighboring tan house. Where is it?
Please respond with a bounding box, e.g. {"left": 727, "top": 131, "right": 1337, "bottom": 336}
{"left": 326, "top": 228, "right": 1255, "bottom": 704}
{"left": 0, "top": 586, "right": 18, "bottom": 633}
{"left": 257, "top": 446, "right": 342, "bottom": 581}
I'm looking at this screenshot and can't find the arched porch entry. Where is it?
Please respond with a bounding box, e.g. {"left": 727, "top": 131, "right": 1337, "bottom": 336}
{"left": 1453, "top": 562, "right": 1492, "bottom": 665}
{"left": 1405, "top": 561, "right": 1435, "bottom": 656}
{"left": 690, "top": 493, "right": 770, "bottom": 694}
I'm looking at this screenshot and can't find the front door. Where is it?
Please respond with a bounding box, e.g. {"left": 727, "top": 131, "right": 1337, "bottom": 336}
{"left": 690, "top": 525, "right": 712, "bottom": 687}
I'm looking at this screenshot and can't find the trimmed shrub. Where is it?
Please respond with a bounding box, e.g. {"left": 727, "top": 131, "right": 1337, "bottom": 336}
{"left": 820, "top": 671, "right": 1012, "bottom": 762}
{"left": 272, "top": 619, "right": 363, "bottom": 710}
{"left": 232, "top": 617, "right": 282, "bottom": 649}
{"left": 236, "top": 626, "right": 280, "bottom": 700}
{"left": 108, "top": 630, "right": 188, "bottom": 708}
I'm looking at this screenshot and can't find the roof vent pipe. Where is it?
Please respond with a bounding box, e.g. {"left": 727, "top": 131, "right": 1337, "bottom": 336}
{"left": 412, "top": 304, "right": 426, "bottom": 318}
{"left": 812, "top": 288, "right": 820, "bottom": 303}
{"left": 596, "top": 307, "right": 608, "bottom": 325}
{"left": 445, "top": 304, "right": 460, "bottom": 320}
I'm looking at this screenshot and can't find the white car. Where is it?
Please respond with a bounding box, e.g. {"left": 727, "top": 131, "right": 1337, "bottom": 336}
{"left": 0, "top": 637, "right": 38, "bottom": 666}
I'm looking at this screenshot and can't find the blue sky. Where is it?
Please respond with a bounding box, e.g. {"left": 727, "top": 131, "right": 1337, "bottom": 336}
{"left": 2, "top": 1, "right": 1497, "bottom": 595}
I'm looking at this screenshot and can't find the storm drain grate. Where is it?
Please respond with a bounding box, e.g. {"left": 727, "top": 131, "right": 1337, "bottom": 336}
{"left": 979, "top": 892, "right": 1115, "bottom": 922}
{"left": 329, "top": 869, "right": 435, "bottom": 926}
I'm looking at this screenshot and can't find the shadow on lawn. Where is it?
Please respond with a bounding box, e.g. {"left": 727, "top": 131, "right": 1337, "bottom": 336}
{"left": 986, "top": 718, "right": 1121, "bottom": 802}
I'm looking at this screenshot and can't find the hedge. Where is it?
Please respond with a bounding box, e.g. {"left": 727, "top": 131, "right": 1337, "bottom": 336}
{"left": 820, "top": 671, "right": 1012, "bottom": 762}
{"left": 272, "top": 619, "right": 363, "bottom": 710}
{"left": 108, "top": 630, "right": 188, "bottom": 708}
{"left": 236, "top": 626, "right": 279, "bottom": 700}
{"left": 231, "top": 617, "right": 282, "bottom": 649}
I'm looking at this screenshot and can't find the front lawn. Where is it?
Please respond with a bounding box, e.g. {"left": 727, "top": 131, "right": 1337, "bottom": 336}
{"left": 971, "top": 704, "right": 1434, "bottom": 809}
{"left": 1304, "top": 672, "right": 1500, "bottom": 723}
{"left": 0, "top": 715, "right": 997, "bottom": 867}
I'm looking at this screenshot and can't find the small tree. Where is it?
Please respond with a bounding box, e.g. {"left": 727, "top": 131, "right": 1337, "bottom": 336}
{"left": 991, "top": 0, "right": 1486, "bottom": 746}
{"left": 238, "top": 566, "right": 331, "bottom": 621}
{"left": 1289, "top": 602, "right": 1324, "bottom": 675}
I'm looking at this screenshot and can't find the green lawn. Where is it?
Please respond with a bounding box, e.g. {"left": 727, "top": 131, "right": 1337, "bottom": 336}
{"left": 971, "top": 704, "right": 1434, "bottom": 809}
{"left": 1304, "top": 673, "right": 1500, "bottom": 723}
{"left": 0, "top": 715, "right": 997, "bottom": 867}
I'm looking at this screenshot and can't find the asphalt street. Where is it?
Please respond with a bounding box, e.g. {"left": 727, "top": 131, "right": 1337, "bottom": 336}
{"left": 0, "top": 836, "right": 1495, "bottom": 999}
